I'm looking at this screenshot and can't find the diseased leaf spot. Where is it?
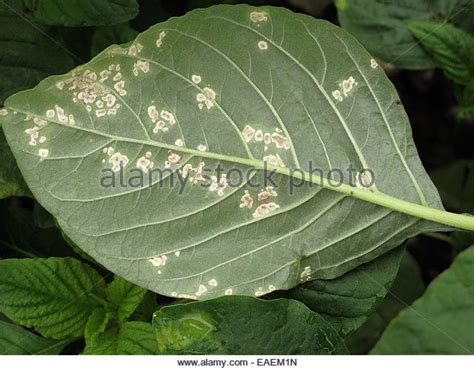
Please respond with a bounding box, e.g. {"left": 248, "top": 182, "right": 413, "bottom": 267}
{"left": 0, "top": 108, "right": 9, "bottom": 116}
{"left": 133, "top": 60, "right": 150, "bottom": 76}
{"left": 242, "top": 125, "right": 256, "bottom": 142}
{"left": 196, "top": 87, "right": 216, "bottom": 110}
{"left": 167, "top": 151, "right": 182, "bottom": 165}
{"left": 38, "top": 148, "right": 49, "bottom": 160}
{"left": 250, "top": 11, "right": 268, "bottom": 23}
{"left": 175, "top": 139, "right": 184, "bottom": 147}
{"left": 208, "top": 279, "right": 217, "bottom": 287}
{"left": 197, "top": 144, "right": 207, "bottom": 152}
{"left": 192, "top": 74, "right": 202, "bottom": 84}
{"left": 252, "top": 202, "right": 280, "bottom": 218}
{"left": 300, "top": 266, "right": 312, "bottom": 282}
{"left": 239, "top": 190, "right": 254, "bottom": 209}
{"left": 209, "top": 174, "right": 228, "bottom": 196}
{"left": 258, "top": 40, "right": 268, "bottom": 50}
{"left": 263, "top": 154, "right": 285, "bottom": 167}
{"left": 149, "top": 255, "right": 167, "bottom": 267}
{"left": 224, "top": 289, "right": 233, "bottom": 296}
{"left": 136, "top": 156, "right": 154, "bottom": 173}
{"left": 156, "top": 31, "right": 166, "bottom": 48}
{"left": 370, "top": 58, "right": 378, "bottom": 69}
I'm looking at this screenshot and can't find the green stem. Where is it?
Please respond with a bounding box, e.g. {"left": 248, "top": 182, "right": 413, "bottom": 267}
{"left": 7, "top": 108, "right": 474, "bottom": 232}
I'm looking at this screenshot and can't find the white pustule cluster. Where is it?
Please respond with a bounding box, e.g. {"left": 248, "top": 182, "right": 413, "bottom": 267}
{"left": 300, "top": 266, "right": 312, "bottom": 282}
{"left": 181, "top": 162, "right": 205, "bottom": 184}
{"left": 156, "top": 31, "right": 166, "bottom": 48}
{"left": 136, "top": 151, "right": 154, "bottom": 173}
{"left": 250, "top": 11, "right": 268, "bottom": 23}
{"left": 24, "top": 115, "right": 49, "bottom": 160}
{"left": 196, "top": 87, "right": 216, "bottom": 110}
{"left": 332, "top": 76, "right": 358, "bottom": 102}
{"left": 102, "top": 146, "right": 129, "bottom": 172}
{"left": 242, "top": 125, "right": 290, "bottom": 152}
{"left": 239, "top": 186, "right": 280, "bottom": 218}
{"left": 148, "top": 105, "right": 176, "bottom": 134}
{"left": 56, "top": 67, "right": 122, "bottom": 118}
{"left": 133, "top": 60, "right": 150, "bottom": 76}
{"left": 208, "top": 174, "right": 228, "bottom": 196}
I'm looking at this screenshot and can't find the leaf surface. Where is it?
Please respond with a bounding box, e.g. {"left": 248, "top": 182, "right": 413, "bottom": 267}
{"left": 1, "top": 5, "right": 445, "bottom": 298}
{"left": 286, "top": 246, "right": 404, "bottom": 336}
{"left": 371, "top": 245, "right": 474, "bottom": 354}
{"left": 83, "top": 321, "right": 157, "bottom": 355}
{"left": 153, "top": 296, "right": 348, "bottom": 355}
{"left": 0, "top": 257, "right": 106, "bottom": 339}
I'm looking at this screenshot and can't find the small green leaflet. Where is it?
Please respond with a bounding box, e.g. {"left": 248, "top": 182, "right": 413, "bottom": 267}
{"left": 106, "top": 275, "right": 147, "bottom": 321}
{"left": 83, "top": 321, "right": 157, "bottom": 355}
{"left": 0, "top": 257, "right": 106, "bottom": 339}
{"left": 23, "top": 0, "right": 139, "bottom": 27}
{"left": 371, "top": 245, "right": 474, "bottom": 354}
{"left": 153, "top": 296, "right": 348, "bottom": 355}
{"left": 1, "top": 5, "right": 448, "bottom": 299}
{"left": 409, "top": 21, "right": 474, "bottom": 86}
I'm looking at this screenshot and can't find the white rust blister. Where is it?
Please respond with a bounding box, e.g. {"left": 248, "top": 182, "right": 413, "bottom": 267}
{"left": 252, "top": 202, "right": 280, "bottom": 218}
{"left": 148, "top": 255, "right": 167, "bottom": 267}
{"left": 239, "top": 190, "right": 254, "bottom": 209}
{"left": 250, "top": 11, "right": 268, "bottom": 23}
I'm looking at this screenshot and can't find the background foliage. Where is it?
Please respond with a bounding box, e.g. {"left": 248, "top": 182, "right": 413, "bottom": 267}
{"left": 0, "top": 0, "right": 473, "bottom": 355}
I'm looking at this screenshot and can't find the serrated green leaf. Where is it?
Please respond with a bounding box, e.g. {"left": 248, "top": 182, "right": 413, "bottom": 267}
{"left": 23, "top": 0, "right": 139, "bottom": 27}
{"left": 409, "top": 21, "right": 474, "bottom": 85}
{"left": 153, "top": 296, "right": 348, "bottom": 355}
{"left": 0, "top": 320, "right": 71, "bottom": 355}
{"left": 0, "top": 129, "right": 30, "bottom": 199}
{"left": 371, "top": 245, "right": 474, "bottom": 354}
{"left": 83, "top": 321, "right": 157, "bottom": 355}
{"left": 0, "top": 0, "right": 75, "bottom": 104}
{"left": 107, "top": 276, "right": 147, "bottom": 321}
{"left": 91, "top": 24, "right": 138, "bottom": 57}
{"left": 0, "top": 5, "right": 452, "bottom": 299}
{"left": 336, "top": 0, "right": 473, "bottom": 70}
{"left": 346, "top": 252, "right": 424, "bottom": 354}
{"left": 286, "top": 246, "right": 405, "bottom": 336}
{"left": 84, "top": 307, "right": 114, "bottom": 347}
{"left": 0, "top": 257, "right": 106, "bottom": 339}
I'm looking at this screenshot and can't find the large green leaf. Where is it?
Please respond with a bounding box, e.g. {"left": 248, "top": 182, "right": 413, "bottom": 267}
{"left": 0, "top": 257, "right": 106, "bottom": 339}
{"left": 0, "top": 0, "right": 75, "bottom": 104}
{"left": 0, "top": 320, "right": 71, "bottom": 355}
{"left": 23, "top": 0, "right": 139, "bottom": 27}
{"left": 1, "top": 5, "right": 449, "bottom": 299}
{"left": 153, "top": 296, "right": 348, "bottom": 354}
{"left": 336, "top": 0, "right": 473, "bottom": 70}
{"left": 346, "top": 251, "right": 425, "bottom": 354}
{"left": 409, "top": 21, "right": 474, "bottom": 86}
{"left": 286, "top": 246, "right": 405, "bottom": 336}
{"left": 83, "top": 321, "right": 157, "bottom": 355}
{"left": 371, "top": 245, "right": 474, "bottom": 354}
